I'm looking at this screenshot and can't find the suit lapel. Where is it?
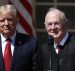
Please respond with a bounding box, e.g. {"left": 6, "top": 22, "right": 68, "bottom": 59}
{"left": 10, "top": 32, "right": 24, "bottom": 70}
{"left": 0, "top": 36, "right": 5, "bottom": 71}
{"left": 58, "top": 33, "right": 71, "bottom": 56}
{"left": 58, "top": 33, "right": 72, "bottom": 68}
{"left": 11, "top": 32, "right": 30, "bottom": 71}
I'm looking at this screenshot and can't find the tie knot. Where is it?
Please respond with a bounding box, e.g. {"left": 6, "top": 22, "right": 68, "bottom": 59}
{"left": 6, "top": 38, "right": 11, "bottom": 42}
{"left": 56, "top": 44, "right": 63, "bottom": 54}
{"left": 57, "top": 44, "right": 63, "bottom": 49}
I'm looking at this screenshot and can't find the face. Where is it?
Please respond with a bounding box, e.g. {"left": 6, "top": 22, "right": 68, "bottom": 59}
{"left": 45, "top": 11, "right": 67, "bottom": 41}
{"left": 0, "top": 11, "right": 17, "bottom": 37}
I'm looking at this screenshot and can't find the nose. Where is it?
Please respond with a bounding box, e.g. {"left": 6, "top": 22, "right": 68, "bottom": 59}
{"left": 51, "top": 23, "right": 55, "bottom": 29}
{"left": 4, "top": 19, "right": 9, "bottom": 25}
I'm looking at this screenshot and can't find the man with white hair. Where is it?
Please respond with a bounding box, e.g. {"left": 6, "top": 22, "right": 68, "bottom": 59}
{"left": 38, "top": 7, "right": 75, "bottom": 71}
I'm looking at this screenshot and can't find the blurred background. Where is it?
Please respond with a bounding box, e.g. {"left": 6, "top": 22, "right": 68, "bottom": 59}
{"left": 0, "top": 0, "right": 75, "bottom": 45}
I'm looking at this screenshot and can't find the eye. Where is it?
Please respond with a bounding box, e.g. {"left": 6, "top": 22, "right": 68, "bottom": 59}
{"left": 0, "top": 19, "right": 5, "bottom": 22}
{"left": 7, "top": 18, "right": 14, "bottom": 21}
{"left": 54, "top": 22, "right": 61, "bottom": 25}
{"left": 48, "top": 22, "right": 52, "bottom": 25}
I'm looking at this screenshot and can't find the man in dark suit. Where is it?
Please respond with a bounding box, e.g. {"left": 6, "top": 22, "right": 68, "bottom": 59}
{"left": 0, "top": 4, "right": 38, "bottom": 71}
{"left": 38, "top": 8, "right": 75, "bottom": 71}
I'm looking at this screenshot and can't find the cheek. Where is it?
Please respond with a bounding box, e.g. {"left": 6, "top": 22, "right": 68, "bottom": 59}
{"left": 45, "top": 25, "right": 51, "bottom": 31}
{"left": 0, "top": 22, "right": 3, "bottom": 26}
{"left": 59, "top": 26, "right": 65, "bottom": 33}
{"left": 11, "top": 25, "right": 16, "bottom": 29}
{"left": 0, "top": 23, "right": 4, "bottom": 29}
{"left": 57, "top": 25, "right": 63, "bottom": 32}
{"left": 10, "top": 21, "right": 17, "bottom": 26}
{"left": 56, "top": 29, "right": 64, "bottom": 38}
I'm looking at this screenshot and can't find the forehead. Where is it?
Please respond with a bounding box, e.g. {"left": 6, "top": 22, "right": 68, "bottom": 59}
{"left": 45, "top": 10, "right": 62, "bottom": 23}
{"left": 0, "top": 8, "right": 13, "bottom": 15}
{"left": 0, "top": 9, "right": 12, "bottom": 14}
{"left": 0, "top": 12, "right": 15, "bottom": 20}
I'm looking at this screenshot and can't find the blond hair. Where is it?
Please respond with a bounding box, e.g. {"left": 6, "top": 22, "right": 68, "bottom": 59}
{"left": 0, "top": 4, "right": 17, "bottom": 19}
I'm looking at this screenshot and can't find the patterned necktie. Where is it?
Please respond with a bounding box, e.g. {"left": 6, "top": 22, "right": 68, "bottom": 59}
{"left": 4, "top": 38, "right": 12, "bottom": 71}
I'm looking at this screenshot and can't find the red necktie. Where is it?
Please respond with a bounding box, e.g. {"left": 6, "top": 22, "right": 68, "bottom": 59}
{"left": 4, "top": 39, "right": 12, "bottom": 71}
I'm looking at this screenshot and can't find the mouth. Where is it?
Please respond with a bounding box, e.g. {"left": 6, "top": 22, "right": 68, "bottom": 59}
{"left": 51, "top": 31, "right": 57, "bottom": 33}
{"left": 4, "top": 28, "right": 10, "bottom": 30}
{"left": 3, "top": 28, "right": 11, "bottom": 32}
{"left": 50, "top": 31, "right": 59, "bottom": 36}
{"left": 51, "top": 33, "right": 57, "bottom": 35}
{"left": 51, "top": 30, "right": 59, "bottom": 34}
{"left": 4, "top": 26, "right": 11, "bottom": 30}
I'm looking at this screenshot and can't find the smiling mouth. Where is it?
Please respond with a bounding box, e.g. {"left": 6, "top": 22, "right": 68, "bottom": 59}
{"left": 5, "top": 28, "right": 10, "bottom": 30}
{"left": 4, "top": 28, "right": 11, "bottom": 31}
{"left": 4, "top": 27, "right": 10, "bottom": 29}
{"left": 51, "top": 33, "right": 56, "bottom": 35}
{"left": 51, "top": 32, "right": 58, "bottom": 35}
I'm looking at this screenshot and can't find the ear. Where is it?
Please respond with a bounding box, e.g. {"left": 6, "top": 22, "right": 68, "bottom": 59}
{"left": 15, "top": 17, "right": 19, "bottom": 25}
{"left": 65, "top": 20, "right": 69, "bottom": 29}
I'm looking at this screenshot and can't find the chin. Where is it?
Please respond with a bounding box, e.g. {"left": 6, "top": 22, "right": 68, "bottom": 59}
{"left": 52, "top": 35, "right": 59, "bottom": 38}
{"left": 3, "top": 31, "right": 11, "bottom": 35}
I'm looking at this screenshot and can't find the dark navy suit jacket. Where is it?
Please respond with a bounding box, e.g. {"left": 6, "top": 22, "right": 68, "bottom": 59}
{"left": 0, "top": 32, "right": 38, "bottom": 71}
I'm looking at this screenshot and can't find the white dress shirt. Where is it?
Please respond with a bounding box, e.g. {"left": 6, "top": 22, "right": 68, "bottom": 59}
{"left": 1, "top": 32, "right": 16, "bottom": 56}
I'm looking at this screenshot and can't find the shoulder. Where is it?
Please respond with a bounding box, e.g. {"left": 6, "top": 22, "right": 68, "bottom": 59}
{"left": 69, "top": 32, "right": 75, "bottom": 42}
{"left": 16, "top": 32, "right": 37, "bottom": 43}
{"left": 68, "top": 32, "right": 75, "bottom": 47}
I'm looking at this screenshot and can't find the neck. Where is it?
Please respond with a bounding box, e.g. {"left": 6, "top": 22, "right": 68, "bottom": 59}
{"left": 54, "top": 33, "right": 66, "bottom": 44}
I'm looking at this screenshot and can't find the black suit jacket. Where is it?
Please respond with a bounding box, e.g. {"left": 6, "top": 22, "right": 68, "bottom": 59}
{"left": 0, "top": 32, "right": 38, "bottom": 71}
{"left": 38, "top": 33, "right": 75, "bottom": 71}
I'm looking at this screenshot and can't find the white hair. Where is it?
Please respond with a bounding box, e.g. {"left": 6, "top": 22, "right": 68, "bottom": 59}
{"left": 46, "top": 7, "right": 68, "bottom": 24}
{"left": 0, "top": 4, "right": 17, "bottom": 18}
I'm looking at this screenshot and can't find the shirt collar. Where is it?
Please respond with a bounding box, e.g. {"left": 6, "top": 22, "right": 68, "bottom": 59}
{"left": 1, "top": 32, "right": 16, "bottom": 43}
{"left": 54, "top": 32, "right": 69, "bottom": 48}
{"left": 60, "top": 32, "right": 69, "bottom": 46}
